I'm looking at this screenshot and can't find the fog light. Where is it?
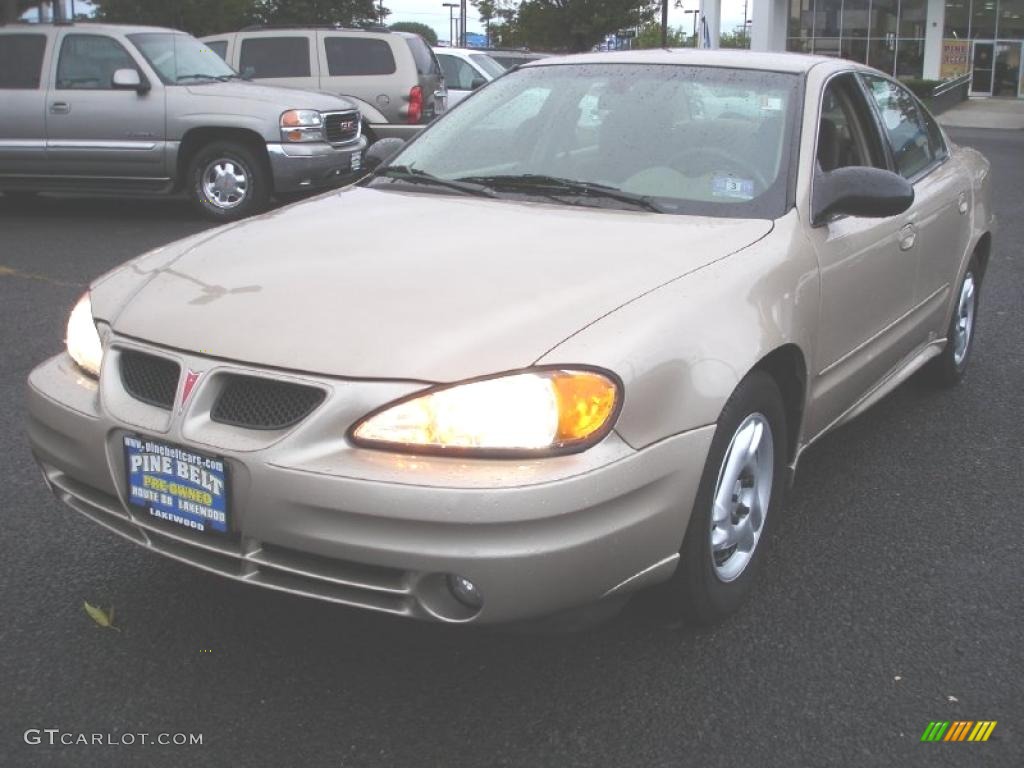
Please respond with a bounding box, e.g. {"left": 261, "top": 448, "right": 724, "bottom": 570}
{"left": 447, "top": 574, "right": 482, "bottom": 609}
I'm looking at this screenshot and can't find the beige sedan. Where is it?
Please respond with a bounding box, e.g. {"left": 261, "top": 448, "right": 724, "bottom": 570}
{"left": 27, "top": 50, "right": 992, "bottom": 626}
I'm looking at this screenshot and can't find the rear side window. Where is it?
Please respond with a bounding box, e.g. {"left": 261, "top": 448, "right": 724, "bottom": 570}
{"left": 206, "top": 40, "right": 228, "bottom": 61}
{"left": 436, "top": 54, "right": 477, "bottom": 90}
{"left": 861, "top": 75, "right": 938, "bottom": 179}
{"left": 324, "top": 37, "right": 396, "bottom": 76}
{"left": 0, "top": 34, "right": 47, "bottom": 89}
{"left": 239, "top": 37, "right": 310, "bottom": 79}
{"left": 56, "top": 34, "right": 139, "bottom": 90}
{"left": 404, "top": 35, "right": 439, "bottom": 75}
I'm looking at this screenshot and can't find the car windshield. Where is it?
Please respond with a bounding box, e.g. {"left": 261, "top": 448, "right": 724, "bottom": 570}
{"left": 469, "top": 53, "right": 505, "bottom": 79}
{"left": 377, "top": 63, "right": 799, "bottom": 218}
{"left": 128, "top": 33, "right": 238, "bottom": 84}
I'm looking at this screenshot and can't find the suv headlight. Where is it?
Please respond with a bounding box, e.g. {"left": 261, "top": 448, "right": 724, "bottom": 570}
{"left": 351, "top": 368, "right": 621, "bottom": 456}
{"left": 280, "top": 109, "right": 324, "bottom": 143}
{"left": 66, "top": 292, "right": 103, "bottom": 377}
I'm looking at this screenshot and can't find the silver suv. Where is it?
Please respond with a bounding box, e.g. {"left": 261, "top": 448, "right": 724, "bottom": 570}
{"left": 0, "top": 22, "right": 367, "bottom": 220}
{"left": 201, "top": 27, "right": 446, "bottom": 143}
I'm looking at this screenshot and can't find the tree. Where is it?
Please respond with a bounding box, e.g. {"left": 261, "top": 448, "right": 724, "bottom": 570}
{"left": 515, "top": 0, "right": 658, "bottom": 53}
{"left": 91, "top": 0, "right": 379, "bottom": 37}
{"left": 633, "top": 21, "right": 687, "bottom": 49}
{"left": 718, "top": 26, "right": 751, "bottom": 49}
{"left": 389, "top": 21, "right": 438, "bottom": 46}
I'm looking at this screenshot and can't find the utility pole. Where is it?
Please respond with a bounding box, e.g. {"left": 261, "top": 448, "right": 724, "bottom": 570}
{"left": 460, "top": 0, "right": 467, "bottom": 46}
{"left": 661, "top": 0, "right": 669, "bottom": 47}
{"left": 443, "top": 2, "right": 458, "bottom": 46}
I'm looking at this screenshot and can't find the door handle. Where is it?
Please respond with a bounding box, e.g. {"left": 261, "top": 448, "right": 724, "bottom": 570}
{"left": 49, "top": 101, "right": 70, "bottom": 115}
{"left": 899, "top": 223, "right": 917, "bottom": 251}
{"left": 958, "top": 191, "right": 969, "bottom": 215}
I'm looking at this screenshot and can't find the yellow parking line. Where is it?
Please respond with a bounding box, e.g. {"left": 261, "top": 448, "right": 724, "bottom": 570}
{"left": 0, "top": 264, "right": 82, "bottom": 288}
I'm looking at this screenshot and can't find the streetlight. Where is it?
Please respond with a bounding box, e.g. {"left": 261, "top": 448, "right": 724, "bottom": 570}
{"left": 683, "top": 9, "right": 699, "bottom": 46}
{"left": 442, "top": 2, "right": 458, "bottom": 46}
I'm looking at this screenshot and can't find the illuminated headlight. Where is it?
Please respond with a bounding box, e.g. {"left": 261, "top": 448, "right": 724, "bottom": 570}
{"left": 280, "top": 109, "right": 324, "bottom": 142}
{"left": 66, "top": 293, "right": 103, "bottom": 377}
{"left": 351, "top": 368, "right": 621, "bottom": 455}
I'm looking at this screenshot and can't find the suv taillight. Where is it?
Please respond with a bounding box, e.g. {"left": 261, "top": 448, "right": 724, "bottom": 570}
{"left": 408, "top": 86, "right": 423, "bottom": 124}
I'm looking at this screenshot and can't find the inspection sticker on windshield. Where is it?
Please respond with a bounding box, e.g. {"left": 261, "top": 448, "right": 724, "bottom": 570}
{"left": 123, "top": 435, "right": 229, "bottom": 534}
{"left": 712, "top": 175, "right": 755, "bottom": 200}
{"left": 759, "top": 96, "right": 783, "bottom": 112}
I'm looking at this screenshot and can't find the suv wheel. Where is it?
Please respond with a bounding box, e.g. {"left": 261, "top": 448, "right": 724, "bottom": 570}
{"left": 667, "top": 371, "right": 787, "bottom": 625}
{"left": 187, "top": 142, "right": 269, "bottom": 221}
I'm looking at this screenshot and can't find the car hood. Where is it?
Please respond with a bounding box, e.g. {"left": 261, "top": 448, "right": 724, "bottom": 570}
{"left": 100, "top": 188, "right": 772, "bottom": 382}
{"left": 185, "top": 81, "right": 354, "bottom": 111}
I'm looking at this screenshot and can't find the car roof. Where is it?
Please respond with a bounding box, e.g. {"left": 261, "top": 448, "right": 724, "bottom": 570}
{"left": 525, "top": 48, "right": 853, "bottom": 74}
{"left": 0, "top": 21, "right": 180, "bottom": 34}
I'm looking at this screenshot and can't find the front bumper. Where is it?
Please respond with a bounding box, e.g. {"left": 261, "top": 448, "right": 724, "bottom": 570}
{"left": 26, "top": 346, "right": 713, "bottom": 624}
{"left": 266, "top": 137, "right": 367, "bottom": 194}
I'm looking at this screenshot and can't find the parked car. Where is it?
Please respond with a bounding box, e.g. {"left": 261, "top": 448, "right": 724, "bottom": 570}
{"left": 486, "top": 49, "right": 552, "bottom": 69}
{"left": 201, "top": 27, "right": 445, "bottom": 143}
{"left": 0, "top": 22, "right": 366, "bottom": 220}
{"left": 27, "top": 50, "right": 992, "bottom": 627}
{"left": 432, "top": 47, "right": 504, "bottom": 106}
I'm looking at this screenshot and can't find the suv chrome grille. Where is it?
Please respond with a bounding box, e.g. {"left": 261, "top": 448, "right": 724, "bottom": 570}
{"left": 119, "top": 351, "right": 180, "bottom": 410}
{"left": 323, "top": 111, "right": 360, "bottom": 144}
{"left": 211, "top": 375, "right": 325, "bottom": 430}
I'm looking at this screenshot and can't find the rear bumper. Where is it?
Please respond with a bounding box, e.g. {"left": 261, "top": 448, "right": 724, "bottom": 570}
{"left": 266, "top": 138, "right": 367, "bottom": 194}
{"left": 26, "top": 350, "right": 712, "bottom": 624}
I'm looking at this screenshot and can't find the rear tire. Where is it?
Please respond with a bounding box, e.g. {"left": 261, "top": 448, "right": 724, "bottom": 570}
{"left": 186, "top": 141, "right": 270, "bottom": 222}
{"left": 921, "top": 259, "right": 980, "bottom": 387}
{"left": 666, "top": 370, "right": 787, "bottom": 625}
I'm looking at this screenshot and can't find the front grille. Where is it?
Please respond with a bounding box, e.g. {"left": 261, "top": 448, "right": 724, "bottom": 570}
{"left": 323, "top": 111, "right": 359, "bottom": 144}
{"left": 211, "top": 375, "right": 325, "bottom": 430}
{"left": 120, "top": 350, "right": 180, "bottom": 410}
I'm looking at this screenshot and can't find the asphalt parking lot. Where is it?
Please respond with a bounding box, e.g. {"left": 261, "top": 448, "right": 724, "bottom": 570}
{"left": 1, "top": 127, "right": 1021, "bottom": 768}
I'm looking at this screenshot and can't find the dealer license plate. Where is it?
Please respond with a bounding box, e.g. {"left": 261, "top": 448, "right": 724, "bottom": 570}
{"left": 123, "top": 435, "right": 229, "bottom": 535}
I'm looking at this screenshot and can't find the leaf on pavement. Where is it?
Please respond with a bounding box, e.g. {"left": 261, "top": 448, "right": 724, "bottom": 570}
{"left": 83, "top": 601, "right": 119, "bottom": 631}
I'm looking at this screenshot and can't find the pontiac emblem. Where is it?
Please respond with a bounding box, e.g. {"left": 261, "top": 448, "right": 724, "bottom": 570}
{"left": 179, "top": 369, "right": 201, "bottom": 412}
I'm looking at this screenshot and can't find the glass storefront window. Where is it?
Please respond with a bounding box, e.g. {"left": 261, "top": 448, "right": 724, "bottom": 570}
{"left": 944, "top": 1, "right": 970, "bottom": 37}
{"left": 841, "top": 37, "right": 869, "bottom": 60}
{"left": 789, "top": 0, "right": 814, "bottom": 38}
{"left": 817, "top": 1, "right": 842, "bottom": 34}
{"left": 868, "top": 36, "right": 898, "bottom": 72}
{"left": 871, "top": 0, "right": 900, "bottom": 37}
{"left": 843, "top": 0, "right": 871, "bottom": 37}
{"left": 1000, "top": 0, "right": 1024, "bottom": 37}
{"left": 815, "top": 36, "right": 843, "bottom": 54}
{"left": 972, "top": 0, "right": 997, "bottom": 37}
{"left": 896, "top": 38, "right": 926, "bottom": 74}
{"left": 899, "top": 0, "right": 928, "bottom": 36}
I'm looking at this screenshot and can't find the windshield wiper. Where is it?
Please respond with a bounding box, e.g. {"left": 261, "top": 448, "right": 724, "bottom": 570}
{"left": 176, "top": 73, "right": 240, "bottom": 83}
{"left": 453, "top": 174, "right": 663, "bottom": 213}
{"left": 377, "top": 165, "right": 497, "bottom": 198}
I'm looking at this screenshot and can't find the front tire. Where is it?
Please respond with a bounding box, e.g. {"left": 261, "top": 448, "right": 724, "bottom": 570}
{"left": 186, "top": 141, "right": 270, "bottom": 222}
{"left": 922, "top": 261, "right": 980, "bottom": 387}
{"left": 667, "top": 371, "right": 787, "bottom": 625}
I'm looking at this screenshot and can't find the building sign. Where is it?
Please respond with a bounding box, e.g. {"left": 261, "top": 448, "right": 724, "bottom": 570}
{"left": 941, "top": 40, "right": 971, "bottom": 78}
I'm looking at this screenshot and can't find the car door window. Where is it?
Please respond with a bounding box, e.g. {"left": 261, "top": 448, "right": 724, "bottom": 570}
{"left": 56, "top": 34, "right": 139, "bottom": 90}
{"left": 323, "top": 37, "right": 396, "bottom": 76}
{"left": 239, "top": 37, "right": 310, "bottom": 79}
{"left": 206, "top": 40, "right": 228, "bottom": 61}
{"left": 437, "top": 54, "right": 476, "bottom": 90}
{"left": 861, "top": 75, "right": 937, "bottom": 179}
{"left": 0, "top": 34, "right": 47, "bottom": 89}
{"left": 817, "top": 74, "right": 887, "bottom": 172}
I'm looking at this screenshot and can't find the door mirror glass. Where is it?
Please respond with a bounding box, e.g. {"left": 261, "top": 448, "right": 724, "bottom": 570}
{"left": 812, "top": 166, "right": 914, "bottom": 225}
{"left": 112, "top": 67, "right": 145, "bottom": 91}
{"left": 364, "top": 137, "right": 405, "bottom": 172}
{"left": 470, "top": 76, "right": 487, "bottom": 90}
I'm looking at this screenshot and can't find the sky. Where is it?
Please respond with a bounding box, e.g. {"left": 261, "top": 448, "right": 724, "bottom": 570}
{"left": 385, "top": 0, "right": 751, "bottom": 45}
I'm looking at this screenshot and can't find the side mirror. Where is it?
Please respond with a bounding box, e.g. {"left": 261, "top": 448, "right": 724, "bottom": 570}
{"left": 365, "top": 137, "right": 406, "bottom": 172}
{"left": 242, "top": 66, "right": 256, "bottom": 80}
{"left": 470, "top": 76, "right": 487, "bottom": 90}
{"left": 112, "top": 68, "right": 147, "bottom": 93}
{"left": 812, "top": 166, "right": 914, "bottom": 226}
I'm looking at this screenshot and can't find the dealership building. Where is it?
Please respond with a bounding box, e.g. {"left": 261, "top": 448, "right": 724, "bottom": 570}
{"left": 697, "top": 0, "right": 1024, "bottom": 96}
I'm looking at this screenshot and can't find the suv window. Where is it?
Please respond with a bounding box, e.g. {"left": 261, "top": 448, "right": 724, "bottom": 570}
{"left": 404, "top": 35, "right": 439, "bottom": 76}
{"left": 56, "top": 34, "right": 139, "bottom": 90}
{"left": 207, "top": 40, "right": 228, "bottom": 61}
{"left": 861, "top": 74, "right": 938, "bottom": 179}
{"left": 324, "top": 37, "right": 396, "bottom": 76}
{"left": 436, "top": 54, "right": 477, "bottom": 90}
{"left": 817, "top": 74, "right": 887, "bottom": 172}
{"left": 239, "top": 37, "right": 310, "bottom": 79}
{"left": 0, "top": 34, "right": 47, "bottom": 89}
